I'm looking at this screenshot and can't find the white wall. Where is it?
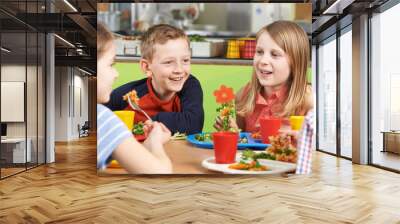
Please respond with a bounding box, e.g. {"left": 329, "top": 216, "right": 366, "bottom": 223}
{"left": 54, "top": 67, "right": 89, "bottom": 141}
{"left": 1, "top": 65, "right": 27, "bottom": 138}
{"left": 197, "top": 3, "right": 228, "bottom": 30}
{"left": 72, "top": 73, "right": 89, "bottom": 138}
{"left": 1, "top": 64, "right": 46, "bottom": 163}
{"left": 55, "top": 66, "right": 69, "bottom": 141}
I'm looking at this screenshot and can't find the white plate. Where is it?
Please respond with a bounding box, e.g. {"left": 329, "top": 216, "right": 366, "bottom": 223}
{"left": 201, "top": 154, "right": 296, "bottom": 174}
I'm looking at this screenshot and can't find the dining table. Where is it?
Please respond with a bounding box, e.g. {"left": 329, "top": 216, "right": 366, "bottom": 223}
{"left": 99, "top": 139, "right": 220, "bottom": 175}
{"left": 99, "top": 138, "right": 296, "bottom": 175}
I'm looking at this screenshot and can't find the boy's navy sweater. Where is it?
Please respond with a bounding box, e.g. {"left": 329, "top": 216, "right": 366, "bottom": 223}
{"left": 104, "top": 75, "right": 204, "bottom": 135}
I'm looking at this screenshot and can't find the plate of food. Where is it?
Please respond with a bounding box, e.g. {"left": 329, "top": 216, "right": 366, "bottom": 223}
{"left": 186, "top": 132, "right": 269, "bottom": 150}
{"left": 266, "top": 135, "right": 297, "bottom": 163}
{"left": 201, "top": 151, "right": 296, "bottom": 174}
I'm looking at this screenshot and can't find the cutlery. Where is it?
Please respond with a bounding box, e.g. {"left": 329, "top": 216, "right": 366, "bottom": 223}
{"left": 127, "top": 97, "right": 153, "bottom": 122}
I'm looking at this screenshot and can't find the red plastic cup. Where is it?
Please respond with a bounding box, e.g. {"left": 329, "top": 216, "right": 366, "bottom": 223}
{"left": 259, "top": 117, "right": 281, "bottom": 144}
{"left": 212, "top": 132, "right": 239, "bottom": 164}
{"left": 241, "top": 39, "right": 256, "bottom": 59}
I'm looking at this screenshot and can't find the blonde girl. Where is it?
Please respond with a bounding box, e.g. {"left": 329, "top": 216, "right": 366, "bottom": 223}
{"left": 215, "top": 20, "right": 313, "bottom": 132}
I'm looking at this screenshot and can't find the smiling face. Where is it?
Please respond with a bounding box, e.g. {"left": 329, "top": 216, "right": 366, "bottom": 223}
{"left": 140, "top": 38, "right": 191, "bottom": 100}
{"left": 97, "top": 42, "right": 118, "bottom": 103}
{"left": 253, "top": 31, "right": 291, "bottom": 95}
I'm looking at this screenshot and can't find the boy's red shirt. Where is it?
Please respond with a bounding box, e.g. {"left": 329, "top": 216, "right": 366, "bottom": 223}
{"left": 123, "top": 78, "right": 182, "bottom": 123}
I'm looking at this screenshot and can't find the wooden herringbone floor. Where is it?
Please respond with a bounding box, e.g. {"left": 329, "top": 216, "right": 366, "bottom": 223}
{"left": 0, "top": 135, "right": 400, "bottom": 223}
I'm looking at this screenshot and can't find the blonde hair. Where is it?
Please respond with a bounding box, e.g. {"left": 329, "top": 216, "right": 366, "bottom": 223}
{"left": 97, "top": 22, "right": 114, "bottom": 59}
{"left": 236, "top": 20, "right": 310, "bottom": 117}
{"left": 140, "top": 24, "right": 189, "bottom": 61}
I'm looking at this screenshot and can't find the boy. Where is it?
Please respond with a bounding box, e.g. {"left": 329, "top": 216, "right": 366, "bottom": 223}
{"left": 105, "top": 24, "right": 204, "bottom": 135}
{"left": 97, "top": 23, "right": 172, "bottom": 174}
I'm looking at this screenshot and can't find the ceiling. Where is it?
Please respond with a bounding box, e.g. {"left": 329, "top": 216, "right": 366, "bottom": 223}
{"left": 312, "top": 0, "right": 391, "bottom": 44}
{"left": 0, "top": 0, "right": 96, "bottom": 74}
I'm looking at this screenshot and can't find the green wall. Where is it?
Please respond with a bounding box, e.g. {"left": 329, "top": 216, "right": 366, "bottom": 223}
{"left": 113, "top": 62, "right": 312, "bottom": 132}
{"left": 113, "top": 62, "right": 253, "bottom": 132}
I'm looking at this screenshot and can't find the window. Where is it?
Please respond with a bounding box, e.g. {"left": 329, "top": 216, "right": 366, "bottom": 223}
{"left": 0, "top": 0, "right": 47, "bottom": 179}
{"left": 317, "top": 36, "right": 337, "bottom": 154}
{"left": 371, "top": 2, "right": 400, "bottom": 171}
{"left": 339, "top": 28, "right": 352, "bottom": 158}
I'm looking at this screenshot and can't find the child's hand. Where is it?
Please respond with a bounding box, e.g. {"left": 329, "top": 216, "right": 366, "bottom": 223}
{"left": 143, "top": 120, "right": 154, "bottom": 137}
{"left": 278, "top": 129, "right": 299, "bottom": 147}
{"left": 213, "top": 116, "right": 238, "bottom": 131}
{"left": 145, "top": 122, "right": 171, "bottom": 148}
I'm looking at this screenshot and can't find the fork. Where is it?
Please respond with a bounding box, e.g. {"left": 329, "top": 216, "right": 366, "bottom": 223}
{"left": 127, "top": 97, "right": 153, "bottom": 122}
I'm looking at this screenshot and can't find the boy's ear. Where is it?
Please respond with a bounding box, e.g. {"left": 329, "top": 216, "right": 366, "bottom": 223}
{"left": 139, "top": 58, "right": 152, "bottom": 78}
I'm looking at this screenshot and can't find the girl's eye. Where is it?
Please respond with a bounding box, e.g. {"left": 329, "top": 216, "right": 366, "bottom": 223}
{"left": 271, "top": 52, "right": 281, "bottom": 57}
{"left": 183, "top": 59, "right": 190, "bottom": 63}
{"left": 256, "top": 49, "right": 263, "bottom": 55}
{"left": 164, "top": 61, "right": 173, "bottom": 64}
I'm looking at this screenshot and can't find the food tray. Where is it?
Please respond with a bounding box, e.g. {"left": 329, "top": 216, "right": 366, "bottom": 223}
{"left": 186, "top": 132, "right": 269, "bottom": 150}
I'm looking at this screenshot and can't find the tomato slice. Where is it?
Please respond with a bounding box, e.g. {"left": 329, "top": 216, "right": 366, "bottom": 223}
{"left": 134, "top": 134, "right": 146, "bottom": 142}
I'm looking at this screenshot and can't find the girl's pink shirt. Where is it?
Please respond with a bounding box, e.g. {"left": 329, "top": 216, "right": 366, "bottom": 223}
{"left": 243, "top": 85, "right": 290, "bottom": 133}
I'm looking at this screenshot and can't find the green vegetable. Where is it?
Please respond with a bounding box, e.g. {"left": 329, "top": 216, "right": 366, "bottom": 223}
{"left": 253, "top": 152, "right": 276, "bottom": 160}
{"left": 283, "top": 148, "right": 293, "bottom": 155}
{"left": 222, "top": 117, "right": 230, "bottom": 131}
{"left": 241, "top": 150, "right": 276, "bottom": 161}
{"left": 132, "top": 122, "right": 144, "bottom": 135}
{"left": 241, "top": 149, "right": 255, "bottom": 159}
{"left": 189, "top": 35, "right": 206, "bottom": 42}
{"left": 195, "top": 134, "right": 204, "bottom": 141}
{"left": 194, "top": 133, "right": 212, "bottom": 142}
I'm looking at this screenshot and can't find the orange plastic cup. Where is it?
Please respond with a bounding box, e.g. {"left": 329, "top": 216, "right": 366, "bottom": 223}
{"left": 114, "top": 111, "right": 135, "bottom": 131}
{"left": 259, "top": 117, "right": 282, "bottom": 144}
{"left": 289, "top": 116, "right": 305, "bottom": 131}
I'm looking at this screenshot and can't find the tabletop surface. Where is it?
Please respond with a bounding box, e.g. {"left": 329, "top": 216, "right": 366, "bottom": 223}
{"left": 100, "top": 140, "right": 219, "bottom": 175}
